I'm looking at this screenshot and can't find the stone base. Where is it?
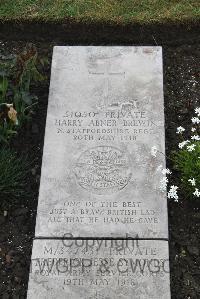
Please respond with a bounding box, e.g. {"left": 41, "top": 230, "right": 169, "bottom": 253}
{"left": 27, "top": 239, "right": 171, "bottom": 299}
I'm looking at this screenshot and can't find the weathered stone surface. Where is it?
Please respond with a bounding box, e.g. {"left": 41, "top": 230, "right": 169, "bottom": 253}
{"left": 27, "top": 239, "right": 170, "bottom": 299}
{"left": 35, "top": 46, "right": 168, "bottom": 238}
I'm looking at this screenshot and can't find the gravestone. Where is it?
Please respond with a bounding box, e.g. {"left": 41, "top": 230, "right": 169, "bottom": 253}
{"left": 27, "top": 46, "right": 171, "bottom": 299}
{"left": 27, "top": 239, "right": 170, "bottom": 299}
{"left": 35, "top": 46, "right": 168, "bottom": 238}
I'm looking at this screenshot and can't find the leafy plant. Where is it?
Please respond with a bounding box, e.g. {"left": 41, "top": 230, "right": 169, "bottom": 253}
{"left": 170, "top": 108, "right": 200, "bottom": 199}
{"left": 0, "top": 120, "right": 17, "bottom": 144}
{"left": 0, "top": 43, "right": 47, "bottom": 144}
{"left": 0, "top": 147, "right": 30, "bottom": 203}
{"left": 151, "top": 107, "right": 200, "bottom": 201}
{"left": 172, "top": 141, "right": 200, "bottom": 198}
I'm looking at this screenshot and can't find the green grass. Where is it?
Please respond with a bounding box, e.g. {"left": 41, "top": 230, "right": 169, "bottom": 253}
{"left": 0, "top": 0, "right": 199, "bottom": 24}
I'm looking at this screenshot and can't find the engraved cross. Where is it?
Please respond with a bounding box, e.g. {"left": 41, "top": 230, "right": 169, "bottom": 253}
{"left": 89, "top": 59, "right": 125, "bottom": 108}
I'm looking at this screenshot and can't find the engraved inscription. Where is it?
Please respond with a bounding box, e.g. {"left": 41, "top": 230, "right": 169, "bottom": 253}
{"left": 28, "top": 239, "right": 171, "bottom": 299}
{"left": 34, "top": 47, "right": 168, "bottom": 239}
{"left": 74, "top": 146, "right": 132, "bottom": 194}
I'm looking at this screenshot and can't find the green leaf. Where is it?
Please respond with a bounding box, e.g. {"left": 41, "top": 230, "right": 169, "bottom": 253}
{"left": 0, "top": 75, "right": 8, "bottom": 101}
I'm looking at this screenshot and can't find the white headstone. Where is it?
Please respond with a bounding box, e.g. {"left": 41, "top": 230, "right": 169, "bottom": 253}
{"left": 35, "top": 46, "right": 168, "bottom": 238}
{"left": 27, "top": 46, "right": 171, "bottom": 299}
{"left": 27, "top": 239, "right": 170, "bottom": 299}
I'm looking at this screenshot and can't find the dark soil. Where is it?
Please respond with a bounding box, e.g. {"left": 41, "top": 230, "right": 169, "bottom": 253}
{"left": 0, "top": 21, "right": 199, "bottom": 46}
{"left": 0, "top": 37, "right": 199, "bottom": 299}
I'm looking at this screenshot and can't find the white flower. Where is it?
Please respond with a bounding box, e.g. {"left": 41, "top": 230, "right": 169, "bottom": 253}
{"left": 178, "top": 140, "right": 190, "bottom": 149}
{"left": 191, "top": 117, "right": 200, "bottom": 124}
{"left": 188, "top": 178, "right": 196, "bottom": 186}
{"left": 191, "top": 127, "right": 196, "bottom": 132}
{"left": 161, "top": 168, "right": 172, "bottom": 175}
{"left": 187, "top": 144, "right": 196, "bottom": 152}
{"left": 193, "top": 188, "right": 200, "bottom": 197}
{"left": 167, "top": 185, "right": 178, "bottom": 201}
{"left": 195, "top": 107, "right": 200, "bottom": 117}
{"left": 176, "top": 126, "right": 185, "bottom": 134}
{"left": 151, "top": 146, "right": 158, "bottom": 157}
{"left": 156, "top": 165, "right": 171, "bottom": 175}
{"left": 191, "top": 135, "right": 200, "bottom": 141}
{"left": 159, "top": 177, "right": 169, "bottom": 192}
